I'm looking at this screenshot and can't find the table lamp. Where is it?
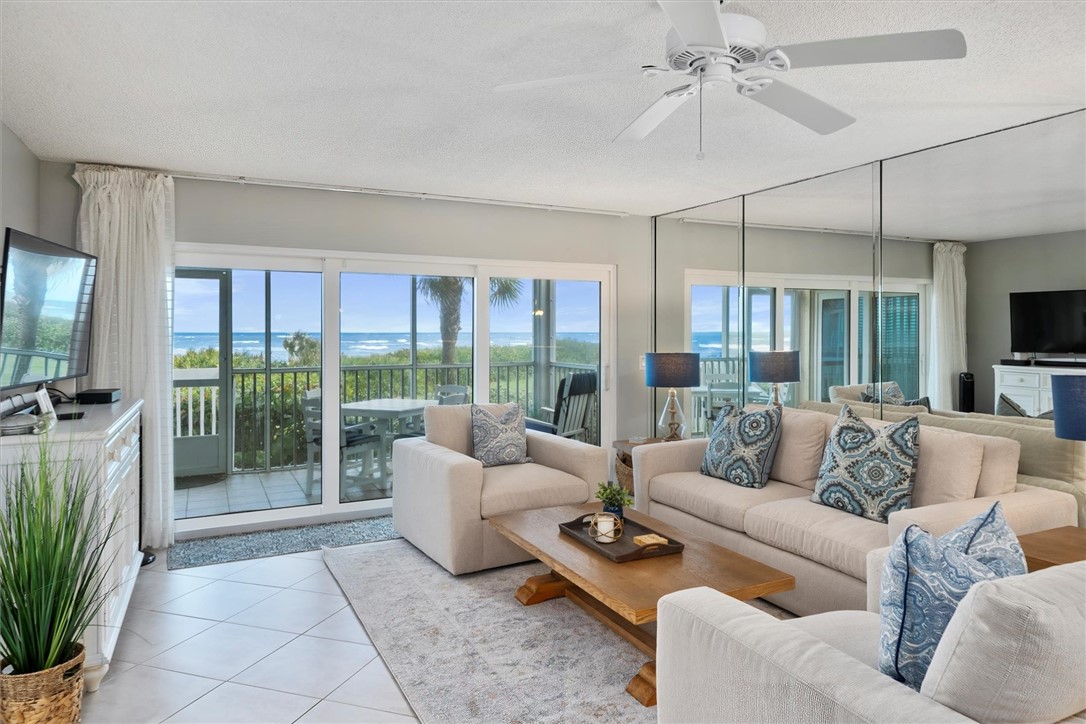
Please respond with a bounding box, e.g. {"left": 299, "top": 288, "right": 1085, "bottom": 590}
{"left": 749, "top": 350, "right": 800, "bottom": 406}
{"left": 645, "top": 352, "right": 700, "bottom": 441}
{"left": 1052, "top": 375, "right": 1086, "bottom": 441}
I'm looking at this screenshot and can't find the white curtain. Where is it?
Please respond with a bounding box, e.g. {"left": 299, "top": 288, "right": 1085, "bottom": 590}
{"left": 928, "top": 241, "right": 968, "bottom": 410}
{"left": 74, "top": 164, "right": 175, "bottom": 548}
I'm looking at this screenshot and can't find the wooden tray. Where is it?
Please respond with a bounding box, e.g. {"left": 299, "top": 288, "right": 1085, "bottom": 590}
{"left": 558, "top": 514, "right": 684, "bottom": 563}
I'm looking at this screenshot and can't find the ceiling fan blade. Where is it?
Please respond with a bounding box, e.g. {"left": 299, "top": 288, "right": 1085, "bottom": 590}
{"left": 738, "top": 78, "right": 855, "bottom": 135}
{"left": 658, "top": 0, "right": 728, "bottom": 49}
{"left": 494, "top": 67, "right": 671, "bottom": 93}
{"left": 775, "top": 29, "right": 966, "bottom": 69}
{"left": 614, "top": 84, "right": 697, "bottom": 142}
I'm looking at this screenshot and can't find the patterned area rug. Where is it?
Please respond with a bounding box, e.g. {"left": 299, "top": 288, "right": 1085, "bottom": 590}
{"left": 323, "top": 539, "right": 794, "bottom": 723}
{"left": 167, "top": 515, "right": 399, "bottom": 569}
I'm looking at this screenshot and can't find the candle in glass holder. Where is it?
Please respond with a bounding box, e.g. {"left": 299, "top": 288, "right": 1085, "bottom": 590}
{"left": 595, "top": 515, "right": 616, "bottom": 543}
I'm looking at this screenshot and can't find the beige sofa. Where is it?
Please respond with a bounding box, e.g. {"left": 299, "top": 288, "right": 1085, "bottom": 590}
{"left": 392, "top": 403, "right": 608, "bottom": 575}
{"left": 806, "top": 400, "right": 1086, "bottom": 527}
{"left": 633, "top": 406, "right": 1078, "bottom": 615}
{"left": 657, "top": 562, "right": 1086, "bottom": 723}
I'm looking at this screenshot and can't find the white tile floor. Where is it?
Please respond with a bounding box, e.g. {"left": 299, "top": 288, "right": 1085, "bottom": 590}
{"left": 85, "top": 550, "right": 417, "bottom": 724}
{"left": 175, "top": 469, "right": 393, "bottom": 519}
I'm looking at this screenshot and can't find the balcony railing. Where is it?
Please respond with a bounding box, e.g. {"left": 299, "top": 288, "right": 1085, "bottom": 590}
{"left": 173, "top": 361, "right": 601, "bottom": 474}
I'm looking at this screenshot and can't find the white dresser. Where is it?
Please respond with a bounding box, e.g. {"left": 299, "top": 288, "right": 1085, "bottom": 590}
{"left": 992, "top": 364, "right": 1086, "bottom": 416}
{"left": 0, "top": 399, "right": 143, "bottom": 691}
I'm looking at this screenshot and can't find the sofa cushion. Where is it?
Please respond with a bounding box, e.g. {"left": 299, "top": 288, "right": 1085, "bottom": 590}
{"left": 701, "top": 403, "right": 783, "bottom": 488}
{"left": 865, "top": 417, "right": 987, "bottom": 507}
{"left": 650, "top": 473, "right": 809, "bottom": 533}
{"left": 812, "top": 406, "right": 919, "bottom": 523}
{"left": 785, "top": 610, "right": 881, "bottom": 669}
{"left": 479, "top": 463, "right": 588, "bottom": 519}
{"left": 425, "top": 402, "right": 514, "bottom": 456}
{"left": 745, "top": 497, "right": 890, "bottom": 579}
{"left": 878, "top": 504, "right": 1026, "bottom": 691}
{"left": 770, "top": 407, "right": 827, "bottom": 491}
{"left": 921, "top": 562, "right": 1086, "bottom": 723}
{"left": 471, "top": 404, "right": 531, "bottom": 467}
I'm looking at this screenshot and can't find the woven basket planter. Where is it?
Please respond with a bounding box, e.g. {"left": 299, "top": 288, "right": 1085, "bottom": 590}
{"left": 0, "top": 644, "right": 85, "bottom": 724}
{"left": 615, "top": 454, "right": 634, "bottom": 492}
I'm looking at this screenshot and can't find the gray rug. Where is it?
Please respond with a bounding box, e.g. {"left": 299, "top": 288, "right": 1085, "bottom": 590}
{"left": 324, "top": 540, "right": 656, "bottom": 723}
{"left": 168, "top": 516, "right": 399, "bottom": 569}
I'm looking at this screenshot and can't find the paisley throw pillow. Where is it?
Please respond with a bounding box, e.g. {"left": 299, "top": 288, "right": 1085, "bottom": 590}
{"left": 471, "top": 404, "right": 532, "bottom": 467}
{"left": 700, "top": 403, "right": 783, "bottom": 488}
{"left": 811, "top": 404, "right": 919, "bottom": 523}
{"left": 878, "top": 502, "right": 1026, "bottom": 690}
{"left": 863, "top": 381, "right": 907, "bottom": 406}
{"left": 861, "top": 392, "right": 931, "bottom": 412}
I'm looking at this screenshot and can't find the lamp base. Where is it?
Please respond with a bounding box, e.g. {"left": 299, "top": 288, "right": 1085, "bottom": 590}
{"left": 657, "top": 389, "right": 687, "bottom": 441}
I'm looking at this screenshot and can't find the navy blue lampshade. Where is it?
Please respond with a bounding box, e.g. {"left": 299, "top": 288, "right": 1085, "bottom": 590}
{"left": 645, "top": 353, "right": 701, "bottom": 388}
{"left": 1052, "top": 375, "right": 1086, "bottom": 441}
{"left": 749, "top": 350, "right": 801, "bottom": 384}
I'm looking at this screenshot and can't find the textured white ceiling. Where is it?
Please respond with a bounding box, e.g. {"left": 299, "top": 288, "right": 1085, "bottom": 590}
{"left": 2, "top": 1, "right": 1084, "bottom": 217}
{"left": 670, "top": 111, "right": 1086, "bottom": 242}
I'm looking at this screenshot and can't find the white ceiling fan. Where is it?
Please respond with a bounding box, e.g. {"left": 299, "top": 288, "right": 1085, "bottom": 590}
{"left": 495, "top": 1, "right": 967, "bottom": 143}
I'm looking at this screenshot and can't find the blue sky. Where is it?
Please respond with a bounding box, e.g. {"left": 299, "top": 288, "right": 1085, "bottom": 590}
{"left": 173, "top": 271, "right": 600, "bottom": 335}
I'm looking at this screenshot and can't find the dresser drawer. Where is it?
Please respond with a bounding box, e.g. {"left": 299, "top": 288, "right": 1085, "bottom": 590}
{"left": 997, "top": 370, "right": 1041, "bottom": 389}
{"left": 105, "top": 415, "right": 141, "bottom": 484}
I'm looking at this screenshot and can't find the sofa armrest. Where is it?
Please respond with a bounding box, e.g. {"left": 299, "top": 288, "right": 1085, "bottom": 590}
{"left": 1018, "top": 473, "right": 1086, "bottom": 527}
{"left": 525, "top": 430, "right": 607, "bottom": 486}
{"left": 631, "top": 439, "right": 708, "bottom": 512}
{"left": 657, "top": 587, "right": 969, "bottom": 723}
{"left": 391, "top": 437, "right": 485, "bottom": 574}
{"left": 886, "top": 486, "right": 1078, "bottom": 542}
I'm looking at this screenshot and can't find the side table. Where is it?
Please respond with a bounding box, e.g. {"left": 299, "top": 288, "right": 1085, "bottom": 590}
{"left": 612, "top": 438, "right": 665, "bottom": 493}
{"left": 1017, "top": 526, "right": 1086, "bottom": 571}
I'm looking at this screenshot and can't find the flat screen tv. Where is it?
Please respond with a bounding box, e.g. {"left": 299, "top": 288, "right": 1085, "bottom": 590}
{"left": 1010, "top": 290, "right": 1086, "bottom": 354}
{"left": 0, "top": 228, "right": 98, "bottom": 390}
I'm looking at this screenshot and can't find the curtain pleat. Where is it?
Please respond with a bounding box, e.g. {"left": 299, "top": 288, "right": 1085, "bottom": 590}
{"left": 74, "top": 164, "right": 175, "bottom": 548}
{"left": 927, "top": 241, "right": 968, "bottom": 411}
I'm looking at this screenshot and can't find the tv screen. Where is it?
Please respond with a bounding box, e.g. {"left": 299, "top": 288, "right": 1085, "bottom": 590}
{"left": 0, "top": 229, "right": 97, "bottom": 390}
{"left": 1010, "top": 290, "right": 1086, "bottom": 354}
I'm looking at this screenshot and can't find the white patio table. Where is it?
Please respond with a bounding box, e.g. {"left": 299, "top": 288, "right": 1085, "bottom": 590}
{"left": 341, "top": 397, "right": 437, "bottom": 472}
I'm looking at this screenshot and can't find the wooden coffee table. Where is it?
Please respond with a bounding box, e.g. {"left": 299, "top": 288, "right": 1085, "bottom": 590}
{"left": 488, "top": 503, "right": 795, "bottom": 707}
{"left": 1018, "top": 526, "right": 1086, "bottom": 571}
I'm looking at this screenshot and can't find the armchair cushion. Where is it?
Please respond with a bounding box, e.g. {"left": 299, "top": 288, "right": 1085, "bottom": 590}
{"left": 471, "top": 403, "right": 531, "bottom": 467}
{"left": 425, "top": 402, "right": 514, "bottom": 456}
{"left": 480, "top": 463, "right": 590, "bottom": 519}
{"left": 785, "top": 610, "right": 882, "bottom": 669}
{"left": 878, "top": 504, "right": 1026, "bottom": 690}
{"left": 922, "top": 562, "right": 1086, "bottom": 723}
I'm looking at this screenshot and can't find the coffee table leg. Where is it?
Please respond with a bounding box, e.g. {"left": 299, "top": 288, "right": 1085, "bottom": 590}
{"left": 515, "top": 572, "right": 569, "bottom": 605}
{"left": 626, "top": 661, "right": 657, "bottom": 707}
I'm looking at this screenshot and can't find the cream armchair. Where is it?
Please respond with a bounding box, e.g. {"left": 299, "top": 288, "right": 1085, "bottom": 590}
{"left": 392, "top": 403, "right": 608, "bottom": 575}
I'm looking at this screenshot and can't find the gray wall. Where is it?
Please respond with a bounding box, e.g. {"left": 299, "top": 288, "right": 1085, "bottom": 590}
{"left": 2, "top": 123, "right": 39, "bottom": 237}
{"left": 966, "top": 230, "right": 1086, "bottom": 413}
{"left": 38, "top": 164, "right": 655, "bottom": 438}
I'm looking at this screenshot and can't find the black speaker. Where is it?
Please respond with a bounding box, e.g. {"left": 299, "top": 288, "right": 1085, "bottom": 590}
{"left": 958, "top": 372, "right": 975, "bottom": 413}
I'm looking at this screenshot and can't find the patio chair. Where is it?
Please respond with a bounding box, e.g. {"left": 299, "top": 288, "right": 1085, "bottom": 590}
{"left": 301, "top": 392, "right": 383, "bottom": 497}
{"left": 525, "top": 371, "right": 597, "bottom": 443}
{"left": 435, "top": 384, "right": 469, "bottom": 405}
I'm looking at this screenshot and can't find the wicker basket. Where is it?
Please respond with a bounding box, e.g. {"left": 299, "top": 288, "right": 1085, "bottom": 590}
{"left": 0, "top": 644, "right": 85, "bottom": 724}
{"left": 615, "top": 453, "right": 634, "bottom": 492}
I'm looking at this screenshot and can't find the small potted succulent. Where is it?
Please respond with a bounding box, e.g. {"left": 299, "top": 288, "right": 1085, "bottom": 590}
{"left": 595, "top": 482, "right": 634, "bottom": 519}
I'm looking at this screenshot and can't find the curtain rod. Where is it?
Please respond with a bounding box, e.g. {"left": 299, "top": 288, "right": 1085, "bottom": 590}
{"left": 678, "top": 217, "right": 938, "bottom": 244}
{"left": 157, "top": 169, "right": 631, "bottom": 218}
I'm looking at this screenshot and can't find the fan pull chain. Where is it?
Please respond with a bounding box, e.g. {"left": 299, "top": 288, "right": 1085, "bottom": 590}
{"left": 696, "top": 66, "right": 705, "bottom": 161}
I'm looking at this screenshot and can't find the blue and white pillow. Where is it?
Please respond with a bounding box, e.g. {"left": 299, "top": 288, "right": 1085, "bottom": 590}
{"left": 878, "top": 502, "right": 1026, "bottom": 690}
{"left": 701, "top": 403, "right": 782, "bottom": 489}
{"left": 861, "top": 392, "right": 932, "bottom": 412}
{"left": 471, "top": 404, "right": 532, "bottom": 467}
{"left": 811, "top": 405, "right": 919, "bottom": 523}
{"left": 863, "top": 381, "right": 907, "bottom": 406}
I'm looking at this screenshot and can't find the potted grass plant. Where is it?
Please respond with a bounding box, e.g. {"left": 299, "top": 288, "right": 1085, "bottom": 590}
{"left": 0, "top": 437, "right": 120, "bottom": 724}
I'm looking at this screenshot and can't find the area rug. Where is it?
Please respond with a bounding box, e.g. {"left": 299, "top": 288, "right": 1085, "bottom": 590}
{"left": 167, "top": 515, "right": 399, "bottom": 569}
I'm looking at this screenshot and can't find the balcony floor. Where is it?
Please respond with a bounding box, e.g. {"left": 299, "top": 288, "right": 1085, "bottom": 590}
{"left": 175, "top": 468, "right": 390, "bottom": 520}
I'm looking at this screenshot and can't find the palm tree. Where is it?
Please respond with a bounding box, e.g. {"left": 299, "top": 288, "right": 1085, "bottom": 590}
{"left": 416, "top": 276, "right": 522, "bottom": 382}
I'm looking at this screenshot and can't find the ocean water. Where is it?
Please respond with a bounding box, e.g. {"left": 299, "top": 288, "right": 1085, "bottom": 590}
{"left": 174, "top": 331, "right": 600, "bottom": 362}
